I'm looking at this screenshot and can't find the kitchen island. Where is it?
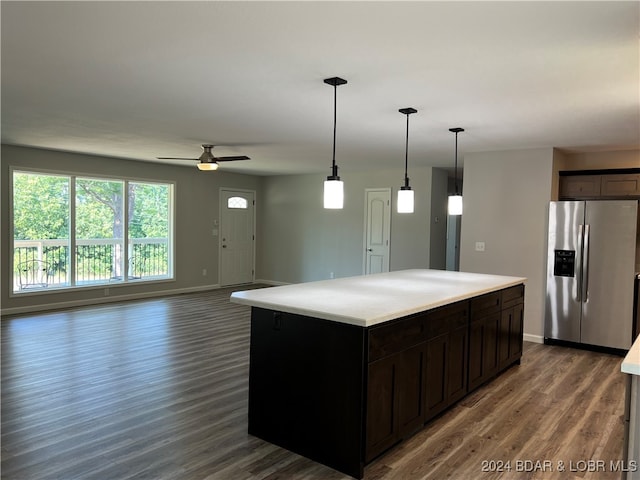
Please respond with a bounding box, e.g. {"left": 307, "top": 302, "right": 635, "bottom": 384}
{"left": 231, "top": 269, "right": 526, "bottom": 479}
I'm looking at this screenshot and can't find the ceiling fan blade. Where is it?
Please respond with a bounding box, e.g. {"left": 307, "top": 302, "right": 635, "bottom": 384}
{"left": 157, "top": 157, "right": 198, "bottom": 161}
{"left": 215, "top": 156, "right": 251, "bottom": 162}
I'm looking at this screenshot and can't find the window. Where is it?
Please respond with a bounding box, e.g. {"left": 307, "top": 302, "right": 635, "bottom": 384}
{"left": 227, "top": 196, "right": 248, "bottom": 209}
{"left": 12, "top": 170, "right": 174, "bottom": 293}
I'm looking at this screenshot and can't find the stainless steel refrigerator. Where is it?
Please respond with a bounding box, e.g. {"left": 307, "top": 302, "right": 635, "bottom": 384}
{"left": 545, "top": 200, "right": 638, "bottom": 351}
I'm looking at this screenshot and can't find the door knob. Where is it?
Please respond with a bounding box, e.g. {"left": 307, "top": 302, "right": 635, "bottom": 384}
{"left": 222, "top": 245, "right": 227, "bottom": 248}
{"left": 367, "top": 248, "right": 373, "bottom": 252}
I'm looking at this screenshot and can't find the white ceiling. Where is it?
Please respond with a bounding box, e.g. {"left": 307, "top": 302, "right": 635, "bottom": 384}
{"left": 2, "top": 1, "right": 639, "bottom": 176}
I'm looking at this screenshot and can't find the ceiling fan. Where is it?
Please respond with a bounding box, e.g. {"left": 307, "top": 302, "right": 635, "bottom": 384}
{"left": 157, "top": 144, "right": 250, "bottom": 171}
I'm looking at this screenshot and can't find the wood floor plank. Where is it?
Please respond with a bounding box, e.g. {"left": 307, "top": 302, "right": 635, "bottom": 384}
{"left": 1, "top": 288, "right": 627, "bottom": 479}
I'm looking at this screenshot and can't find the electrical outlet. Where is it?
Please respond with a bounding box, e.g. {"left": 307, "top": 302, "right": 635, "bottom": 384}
{"left": 475, "top": 241, "right": 486, "bottom": 252}
{"left": 202, "top": 269, "right": 207, "bottom": 276}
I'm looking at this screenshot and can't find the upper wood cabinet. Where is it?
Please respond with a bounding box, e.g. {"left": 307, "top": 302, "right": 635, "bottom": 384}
{"left": 601, "top": 174, "right": 640, "bottom": 197}
{"left": 559, "top": 175, "right": 601, "bottom": 198}
{"left": 559, "top": 170, "right": 640, "bottom": 200}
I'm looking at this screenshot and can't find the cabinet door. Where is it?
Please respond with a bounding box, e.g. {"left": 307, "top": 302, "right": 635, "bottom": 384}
{"left": 366, "top": 354, "right": 398, "bottom": 462}
{"left": 425, "top": 333, "right": 448, "bottom": 421}
{"left": 499, "top": 303, "right": 525, "bottom": 370}
{"left": 469, "top": 312, "right": 500, "bottom": 391}
{"left": 483, "top": 312, "right": 500, "bottom": 379}
{"left": 508, "top": 303, "right": 524, "bottom": 364}
{"left": 448, "top": 325, "right": 468, "bottom": 404}
{"left": 559, "top": 175, "right": 601, "bottom": 198}
{"left": 468, "top": 319, "right": 485, "bottom": 392}
{"left": 398, "top": 343, "right": 426, "bottom": 438}
{"left": 498, "top": 308, "right": 512, "bottom": 370}
{"left": 601, "top": 174, "right": 640, "bottom": 197}
{"left": 366, "top": 343, "right": 427, "bottom": 461}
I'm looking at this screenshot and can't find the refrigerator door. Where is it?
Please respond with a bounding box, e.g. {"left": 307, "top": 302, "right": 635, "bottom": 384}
{"left": 545, "top": 201, "right": 584, "bottom": 343}
{"left": 581, "top": 200, "right": 638, "bottom": 349}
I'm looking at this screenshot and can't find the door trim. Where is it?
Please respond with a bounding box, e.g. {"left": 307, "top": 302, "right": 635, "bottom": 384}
{"left": 219, "top": 188, "right": 257, "bottom": 287}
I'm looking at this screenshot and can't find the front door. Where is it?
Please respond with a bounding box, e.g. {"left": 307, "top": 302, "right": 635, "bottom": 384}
{"left": 219, "top": 189, "right": 255, "bottom": 286}
{"left": 364, "top": 188, "right": 391, "bottom": 274}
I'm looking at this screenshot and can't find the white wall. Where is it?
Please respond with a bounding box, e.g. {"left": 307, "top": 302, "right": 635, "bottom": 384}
{"left": 257, "top": 166, "right": 447, "bottom": 284}
{"left": 459, "top": 148, "right": 554, "bottom": 342}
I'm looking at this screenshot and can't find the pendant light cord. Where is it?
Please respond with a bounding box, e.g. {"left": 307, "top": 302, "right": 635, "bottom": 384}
{"left": 332, "top": 83, "right": 337, "bottom": 176}
{"left": 449, "top": 127, "right": 464, "bottom": 196}
{"left": 404, "top": 113, "right": 409, "bottom": 186}
{"left": 454, "top": 131, "right": 459, "bottom": 195}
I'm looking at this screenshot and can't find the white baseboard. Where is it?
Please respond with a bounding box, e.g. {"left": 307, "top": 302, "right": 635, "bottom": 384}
{"left": 1, "top": 283, "right": 221, "bottom": 316}
{"left": 524, "top": 333, "right": 544, "bottom": 344}
{"left": 254, "top": 278, "right": 290, "bottom": 286}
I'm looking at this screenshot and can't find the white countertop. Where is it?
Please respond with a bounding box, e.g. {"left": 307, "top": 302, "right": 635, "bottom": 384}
{"left": 622, "top": 334, "right": 640, "bottom": 376}
{"left": 230, "top": 269, "right": 527, "bottom": 327}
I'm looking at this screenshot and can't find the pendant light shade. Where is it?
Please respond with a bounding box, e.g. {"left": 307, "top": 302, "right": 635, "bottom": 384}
{"left": 448, "top": 194, "right": 463, "bottom": 215}
{"left": 397, "top": 189, "right": 415, "bottom": 213}
{"left": 397, "top": 107, "right": 417, "bottom": 214}
{"left": 323, "top": 178, "right": 344, "bottom": 209}
{"left": 323, "top": 77, "right": 347, "bottom": 209}
{"left": 448, "top": 127, "right": 464, "bottom": 216}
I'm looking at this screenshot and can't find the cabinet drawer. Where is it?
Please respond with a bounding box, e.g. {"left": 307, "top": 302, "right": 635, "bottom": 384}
{"left": 502, "top": 284, "right": 524, "bottom": 308}
{"left": 369, "top": 315, "right": 425, "bottom": 362}
{"left": 470, "top": 292, "right": 501, "bottom": 321}
{"left": 426, "top": 302, "right": 468, "bottom": 338}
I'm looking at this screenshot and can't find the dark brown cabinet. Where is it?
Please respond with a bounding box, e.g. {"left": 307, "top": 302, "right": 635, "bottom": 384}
{"left": 559, "top": 170, "right": 640, "bottom": 199}
{"left": 468, "top": 292, "right": 501, "bottom": 391}
{"left": 365, "top": 342, "right": 427, "bottom": 462}
{"left": 366, "top": 316, "right": 426, "bottom": 462}
{"left": 601, "top": 174, "right": 640, "bottom": 197}
{"left": 499, "top": 285, "right": 525, "bottom": 369}
{"left": 559, "top": 175, "right": 601, "bottom": 198}
{"left": 468, "top": 286, "right": 524, "bottom": 390}
{"left": 424, "top": 302, "right": 469, "bottom": 421}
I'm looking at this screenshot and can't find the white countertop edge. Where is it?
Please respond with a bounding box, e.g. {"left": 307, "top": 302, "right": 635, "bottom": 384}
{"left": 230, "top": 271, "right": 526, "bottom": 328}
{"left": 622, "top": 334, "right": 640, "bottom": 376}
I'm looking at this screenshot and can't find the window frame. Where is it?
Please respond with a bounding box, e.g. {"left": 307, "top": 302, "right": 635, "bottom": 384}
{"left": 10, "top": 167, "right": 176, "bottom": 296}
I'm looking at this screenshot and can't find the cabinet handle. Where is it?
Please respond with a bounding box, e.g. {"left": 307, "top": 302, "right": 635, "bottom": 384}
{"left": 273, "top": 312, "right": 282, "bottom": 331}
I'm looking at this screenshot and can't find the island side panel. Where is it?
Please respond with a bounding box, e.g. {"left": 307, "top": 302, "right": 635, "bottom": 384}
{"left": 248, "top": 307, "right": 367, "bottom": 479}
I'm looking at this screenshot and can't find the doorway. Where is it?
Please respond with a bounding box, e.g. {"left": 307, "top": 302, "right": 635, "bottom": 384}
{"left": 363, "top": 188, "right": 391, "bottom": 274}
{"left": 219, "top": 188, "right": 255, "bottom": 286}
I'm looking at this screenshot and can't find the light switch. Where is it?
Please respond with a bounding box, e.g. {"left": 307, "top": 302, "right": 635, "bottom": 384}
{"left": 475, "top": 241, "right": 486, "bottom": 252}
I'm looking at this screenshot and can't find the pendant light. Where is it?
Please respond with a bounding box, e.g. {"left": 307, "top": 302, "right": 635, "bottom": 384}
{"left": 448, "top": 127, "right": 464, "bottom": 216}
{"left": 397, "top": 107, "right": 417, "bottom": 213}
{"left": 323, "top": 77, "right": 347, "bottom": 209}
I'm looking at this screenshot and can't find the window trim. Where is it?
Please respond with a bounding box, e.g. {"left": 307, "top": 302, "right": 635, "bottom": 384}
{"left": 10, "top": 166, "right": 176, "bottom": 297}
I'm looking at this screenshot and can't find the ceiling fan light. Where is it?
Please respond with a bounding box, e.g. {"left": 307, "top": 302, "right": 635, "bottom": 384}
{"left": 448, "top": 194, "right": 463, "bottom": 215}
{"left": 197, "top": 162, "right": 219, "bottom": 171}
{"left": 397, "top": 187, "right": 414, "bottom": 214}
{"left": 324, "top": 178, "right": 344, "bottom": 209}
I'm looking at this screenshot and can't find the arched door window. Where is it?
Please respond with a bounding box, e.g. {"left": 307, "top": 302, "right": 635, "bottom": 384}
{"left": 227, "top": 196, "right": 248, "bottom": 209}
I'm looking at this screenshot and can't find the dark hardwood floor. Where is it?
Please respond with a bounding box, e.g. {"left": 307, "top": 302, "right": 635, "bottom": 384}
{"left": 1, "top": 288, "right": 627, "bottom": 479}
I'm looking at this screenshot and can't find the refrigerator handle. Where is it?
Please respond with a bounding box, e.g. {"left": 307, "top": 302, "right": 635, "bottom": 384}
{"left": 582, "top": 224, "right": 590, "bottom": 302}
{"left": 577, "top": 224, "right": 583, "bottom": 303}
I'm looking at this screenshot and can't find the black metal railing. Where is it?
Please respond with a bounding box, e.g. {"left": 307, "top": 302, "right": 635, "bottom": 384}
{"left": 13, "top": 238, "right": 169, "bottom": 291}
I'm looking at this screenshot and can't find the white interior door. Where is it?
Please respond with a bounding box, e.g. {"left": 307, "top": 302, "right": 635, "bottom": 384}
{"left": 219, "top": 189, "right": 255, "bottom": 286}
{"left": 364, "top": 188, "right": 391, "bottom": 274}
